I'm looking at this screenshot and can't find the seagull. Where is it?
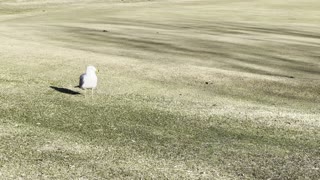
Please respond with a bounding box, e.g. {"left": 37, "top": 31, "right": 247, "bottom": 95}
{"left": 76, "top": 65, "right": 98, "bottom": 98}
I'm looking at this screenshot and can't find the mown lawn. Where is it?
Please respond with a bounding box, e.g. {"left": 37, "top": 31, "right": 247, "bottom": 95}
{"left": 0, "top": 0, "right": 319, "bottom": 179}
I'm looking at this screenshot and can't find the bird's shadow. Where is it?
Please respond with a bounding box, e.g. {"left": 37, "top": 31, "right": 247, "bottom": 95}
{"left": 50, "top": 86, "right": 81, "bottom": 95}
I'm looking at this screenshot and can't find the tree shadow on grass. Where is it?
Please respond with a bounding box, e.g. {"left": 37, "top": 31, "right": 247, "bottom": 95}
{"left": 50, "top": 86, "right": 81, "bottom": 95}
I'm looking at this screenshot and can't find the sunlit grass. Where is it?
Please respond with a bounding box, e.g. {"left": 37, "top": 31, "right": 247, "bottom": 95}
{"left": 0, "top": 0, "right": 319, "bottom": 179}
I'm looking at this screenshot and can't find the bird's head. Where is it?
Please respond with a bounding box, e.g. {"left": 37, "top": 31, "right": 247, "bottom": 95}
{"left": 86, "top": 65, "right": 99, "bottom": 73}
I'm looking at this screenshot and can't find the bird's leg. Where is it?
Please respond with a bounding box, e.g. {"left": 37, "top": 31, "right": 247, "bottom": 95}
{"left": 91, "top": 88, "right": 93, "bottom": 99}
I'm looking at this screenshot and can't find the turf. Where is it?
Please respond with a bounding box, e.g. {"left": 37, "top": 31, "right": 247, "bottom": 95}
{"left": 0, "top": 0, "right": 319, "bottom": 179}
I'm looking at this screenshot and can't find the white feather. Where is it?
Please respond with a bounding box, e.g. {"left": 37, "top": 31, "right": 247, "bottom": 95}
{"left": 79, "top": 66, "right": 98, "bottom": 89}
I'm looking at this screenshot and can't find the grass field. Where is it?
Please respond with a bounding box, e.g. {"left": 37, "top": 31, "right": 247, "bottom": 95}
{"left": 0, "top": 0, "right": 319, "bottom": 179}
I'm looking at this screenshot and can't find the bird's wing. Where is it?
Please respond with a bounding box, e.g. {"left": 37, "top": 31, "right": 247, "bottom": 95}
{"left": 79, "top": 73, "right": 86, "bottom": 88}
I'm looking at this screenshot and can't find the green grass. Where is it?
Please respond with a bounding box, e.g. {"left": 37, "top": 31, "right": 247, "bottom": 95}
{"left": 0, "top": 0, "right": 319, "bottom": 179}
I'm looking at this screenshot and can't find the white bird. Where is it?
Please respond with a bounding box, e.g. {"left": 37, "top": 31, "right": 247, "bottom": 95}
{"left": 76, "top": 65, "right": 98, "bottom": 98}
